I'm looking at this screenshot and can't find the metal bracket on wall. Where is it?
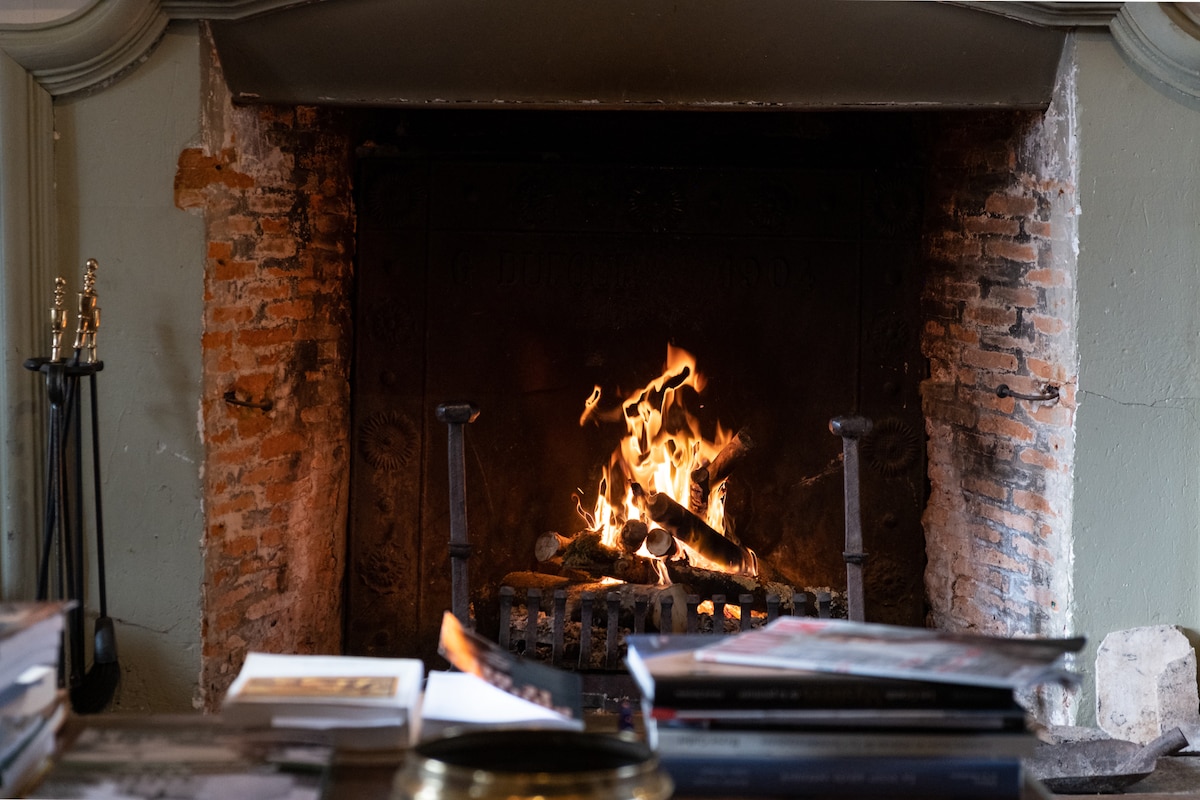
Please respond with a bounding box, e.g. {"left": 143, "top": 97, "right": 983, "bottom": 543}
{"left": 996, "top": 384, "right": 1060, "bottom": 403}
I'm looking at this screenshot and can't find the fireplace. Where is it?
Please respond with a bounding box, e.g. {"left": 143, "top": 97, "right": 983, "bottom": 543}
{"left": 186, "top": 27, "right": 1076, "bottom": 716}
{"left": 347, "top": 109, "right": 929, "bottom": 664}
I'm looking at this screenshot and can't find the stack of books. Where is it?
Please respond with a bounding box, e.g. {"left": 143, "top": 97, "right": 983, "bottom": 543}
{"left": 626, "top": 617, "right": 1084, "bottom": 799}
{"left": 221, "top": 651, "right": 425, "bottom": 751}
{"left": 0, "top": 602, "right": 71, "bottom": 797}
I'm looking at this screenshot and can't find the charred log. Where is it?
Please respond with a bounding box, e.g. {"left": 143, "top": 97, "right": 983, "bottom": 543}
{"left": 644, "top": 526, "right": 678, "bottom": 558}
{"left": 644, "top": 491, "right": 758, "bottom": 576}
{"left": 619, "top": 519, "right": 649, "bottom": 554}
{"left": 557, "top": 530, "right": 660, "bottom": 584}
{"left": 535, "top": 531, "right": 574, "bottom": 562}
{"left": 689, "top": 427, "right": 754, "bottom": 517}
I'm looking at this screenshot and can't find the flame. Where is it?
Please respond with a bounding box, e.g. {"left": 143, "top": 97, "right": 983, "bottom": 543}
{"left": 579, "top": 346, "right": 734, "bottom": 553}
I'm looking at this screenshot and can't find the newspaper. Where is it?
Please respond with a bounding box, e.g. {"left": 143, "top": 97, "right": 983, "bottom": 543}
{"left": 694, "top": 617, "right": 1084, "bottom": 690}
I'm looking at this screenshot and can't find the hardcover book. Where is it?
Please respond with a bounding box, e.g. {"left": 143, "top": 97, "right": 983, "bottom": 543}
{"left": 653, "top": 724, "right": 1037, "bottom": 760}
{"left": 0, "top": 602, "right": 71, "bottom": 692}
{"left": 660, "top": 754, "right": 1025, "bottom": 799}
{"left": 221, "top": 652, "right": 424, "bottom": 746}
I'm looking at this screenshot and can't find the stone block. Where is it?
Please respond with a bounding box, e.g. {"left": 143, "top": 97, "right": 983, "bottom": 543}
{"left": 1095, "top": 625, "right": 1200, "bottom": 744}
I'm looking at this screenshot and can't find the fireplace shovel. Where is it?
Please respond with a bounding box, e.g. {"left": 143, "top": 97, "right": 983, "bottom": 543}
{"left": 69, "top": 366, "right": 120, "bottom": 713}
{"left": 1024, "top": 727, "right": 1188, "bottom": 793}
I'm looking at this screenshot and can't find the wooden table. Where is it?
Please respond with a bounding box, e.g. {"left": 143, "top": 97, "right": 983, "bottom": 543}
{"left": 33, "top": 713, "right": 1200, "bottom": 799}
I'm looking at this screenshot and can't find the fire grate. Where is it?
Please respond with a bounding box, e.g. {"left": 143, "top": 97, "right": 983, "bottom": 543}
{"left": 493, "top": 586, "right": 836, "bottom": 671}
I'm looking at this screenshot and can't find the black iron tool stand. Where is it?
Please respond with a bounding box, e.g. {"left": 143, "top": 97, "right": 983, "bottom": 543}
{"left": 24, "top": 355, "right": 107, "bottom": 704}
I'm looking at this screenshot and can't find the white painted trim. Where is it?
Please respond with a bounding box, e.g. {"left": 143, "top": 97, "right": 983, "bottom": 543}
{"left": 0, "top": 48, "right": 54, "bottom": 600}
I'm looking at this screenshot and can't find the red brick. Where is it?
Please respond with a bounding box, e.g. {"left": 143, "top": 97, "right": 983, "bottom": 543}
{"left": 259, "top": 217, "right": 293, "bottom": 236}
{"left": 236, "top": 327, "right": 296, "bottom": 348}
{"left": 962, "top": 348, "right": 1019, "bottom": 372}
{"left": 986, "top": 286, "right": 1039, "bottom": 308}
{"left": 948, "top": 323, "right": 980, "bottom": 344}
{"left": 207, "top": 241, "right": 234, "bottom": 261}
{"left": 1031, "top": 314, "right": 1067, "bottom": 336}
{"left": 1019, "top": 447, "right": 1064, "bottom": 472}
{"left": 979, "top": 503, "right": 1036, "bottom": 534}
{"left": 1025, "top": 268, "right": 1069, "bottom": 288}
{"left": 1030, "top": 404, "right": 1074, "bottom": 428}
{"left": 210, "top": 305, "right": 255, "bottom": 326}
{"left": 963, "top": 475, "right": 1008, "bottom": 502}
{"left": 964, "top": 216, "right": 1021, "bottom": 236}
{"left": 985, "top": 240, "right": 1039, "bottom": 264}
{"left": 964, "top": 305, "right": 1018, "bottom": 329}
{"left": 942, "top": 280, "right": 982, "bottom": 302}
{"left": 265, "top": 299, "right": 314, "bottom": 321}
{"left": 212, "top": 259, "right": 257, "bottom": 282}
{"left": 984, "top": 194, "right": 1037, "bottom": 218}
{"left": 255, "top": 236, "right": 299, "bottom": 260}
{"left": 1025, "top": 220, "right": 1052, "bottom": 238}
{"left": 1013, "top": 489, "right": 1056, "bottom": 516}
{"left": 259, "top": 431, "right": 308, "bottom": 460}
{"left": 977, "top": 413, "right": 1036, "bottom": 444}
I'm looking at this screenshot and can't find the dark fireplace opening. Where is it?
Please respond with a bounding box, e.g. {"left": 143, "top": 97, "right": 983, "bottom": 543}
{"left": 345, "top": 110, "right": 932, "bottom": 666}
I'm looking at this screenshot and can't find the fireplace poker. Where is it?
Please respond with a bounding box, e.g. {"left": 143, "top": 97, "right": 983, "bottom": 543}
{"left": 436, "top": 402, "right": 479, "bottom": 626}
{"left": 830, "top": 415, "right": 872, "bottom": 622}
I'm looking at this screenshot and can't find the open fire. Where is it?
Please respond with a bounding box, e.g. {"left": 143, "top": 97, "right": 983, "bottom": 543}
{"left": 575, "top": 345, "right": 759, "bottom": 580}
{"left": 520, "top": 346, "right": 802, "bottom": 657}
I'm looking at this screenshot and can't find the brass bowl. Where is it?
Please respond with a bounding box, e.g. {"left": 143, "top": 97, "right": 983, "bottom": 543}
{"left": 392, "top": 728, "right": 673, "bottom": 800}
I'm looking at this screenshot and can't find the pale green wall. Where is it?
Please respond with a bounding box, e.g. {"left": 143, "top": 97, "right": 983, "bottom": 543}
{"left": 52, "top": 23, "right": 205, "bottom": 711}
{"left": 1074, "top": 31, "right": 1200, "bottom": 725}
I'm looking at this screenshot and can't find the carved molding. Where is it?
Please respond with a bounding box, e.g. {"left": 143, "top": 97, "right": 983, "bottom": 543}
{"left": 5, "top": 1, "right": 1200, "bottom": 102}
{"left": 0, "top": 0, "right": 168, "bottom": 97}
{"left": 1110, "top": 3, "right": 1200, "bottom": 100}
{"left": 0, "top": 0, "right": 312, "bottom": 97}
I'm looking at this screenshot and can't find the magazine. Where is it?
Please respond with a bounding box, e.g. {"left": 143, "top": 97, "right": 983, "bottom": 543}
{"left": 625, "top": 633, "right": 1018, "bottom": 710}
{"left": 437, "top": 612, "right": 583, "bottom": 722}
{"left": 694, "top": 617, "right": 1084, "bottom": 690}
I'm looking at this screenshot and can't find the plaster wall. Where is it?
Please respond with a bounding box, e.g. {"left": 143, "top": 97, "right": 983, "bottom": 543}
{"left": 1073, "top": 31, "right": 1200, "bottom": 726}
{"left": 51, "top": 24, "right": 205, "bottom": 711}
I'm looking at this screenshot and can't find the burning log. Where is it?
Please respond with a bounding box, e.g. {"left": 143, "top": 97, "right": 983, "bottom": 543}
{"left": 535, "top": 531, "right": 574, "bottom": 563}
{"left": 689, "top": 427, "right": 755, "bottom": 517}
{"left": 556, "top": 530, "right": 660, "bottom": 584}
{"left": 619, "top": 519, "right": 648, "bottom": 554}
{"left": 644, "top": 491, "right": 758, "bottom": 576}
{"left": 644, "top": 526, "right": 677, "bottom": 558}
{"left": 609, "top": 555, "right": 660, "bottom": 584}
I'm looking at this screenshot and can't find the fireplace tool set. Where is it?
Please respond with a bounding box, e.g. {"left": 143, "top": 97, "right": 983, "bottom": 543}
{"left": 24, "top": 259, "right": 120, "bottom": 713}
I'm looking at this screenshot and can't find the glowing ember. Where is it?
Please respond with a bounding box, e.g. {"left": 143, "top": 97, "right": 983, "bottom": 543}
{"left": 578, "top": 346, "right": 755, "bottom": 576}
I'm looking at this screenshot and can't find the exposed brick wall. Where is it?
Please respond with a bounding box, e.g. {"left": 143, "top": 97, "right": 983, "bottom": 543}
{"left": 176, "top": 31, "right": 357, "bottom": 710}
{"left": 920, "top": 106, "right": 1078, "bottom": 656}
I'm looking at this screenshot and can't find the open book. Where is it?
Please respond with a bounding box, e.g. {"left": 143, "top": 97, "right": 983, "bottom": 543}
{"left": 694, "top": 617, "right": 1084, "bottom": 690}
{"left": 418, "top": 671, "right": 583, "bottom": 740}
